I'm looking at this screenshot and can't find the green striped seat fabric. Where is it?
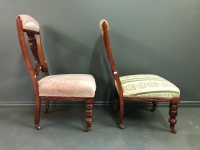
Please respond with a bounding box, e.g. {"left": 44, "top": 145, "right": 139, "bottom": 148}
{"left": 115, "top": 74, "right": 180, "bottom": 99}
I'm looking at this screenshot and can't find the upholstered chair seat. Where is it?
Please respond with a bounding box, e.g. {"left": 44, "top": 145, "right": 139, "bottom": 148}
{"left": 39, "top": 74, "right": 96, "bottom": 97}
{"left": 116, "top": 74, "right": 180, "bottom": 99}
{"left": 16, "top": 14, "right": 96, "bottom": 132}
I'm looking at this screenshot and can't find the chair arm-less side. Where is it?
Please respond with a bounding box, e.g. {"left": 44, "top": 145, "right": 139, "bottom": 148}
{"left": 99, "top": 19, "right": 180, "bottom": 133}
{"left": 16, "top": 14, "right": 96, "bottom": 132}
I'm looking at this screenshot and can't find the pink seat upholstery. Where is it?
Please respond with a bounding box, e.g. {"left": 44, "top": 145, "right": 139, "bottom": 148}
{"left": 39, "top": 74, "right": 96, "bottom": 97}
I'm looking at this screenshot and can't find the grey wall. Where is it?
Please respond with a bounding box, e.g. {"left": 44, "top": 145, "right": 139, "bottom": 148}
{"left": 1, "top": 0, "right": 200, "bottom": 104}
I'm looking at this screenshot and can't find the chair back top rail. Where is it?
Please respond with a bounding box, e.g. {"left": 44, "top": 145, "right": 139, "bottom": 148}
{"left": 16, "top": 15, "right": 49, "bottom": 78}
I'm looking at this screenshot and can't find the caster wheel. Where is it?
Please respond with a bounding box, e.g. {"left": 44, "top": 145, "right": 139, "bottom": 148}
{"left": 83, "top": 127, "right": 90, "bottom": 132}
{"left": 35, "top": 125, "right": 41, "bottom": 130}
{"left": 119, "top": 124, "right": 125, "bottom": 129}
{"left": 171, "top": 127, "right": 177, "bottom": 134}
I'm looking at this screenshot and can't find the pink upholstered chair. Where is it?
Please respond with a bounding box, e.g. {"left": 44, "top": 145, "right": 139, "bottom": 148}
{"left": 16, "top": 14, "right": 96, "bottom": 132}
{"left": 99, "top": 19, "right": 180, "bottom": 133}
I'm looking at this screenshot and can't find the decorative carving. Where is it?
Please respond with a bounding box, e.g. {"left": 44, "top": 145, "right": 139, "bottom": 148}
{"left": 168, "top": 102, "right": 178, "bottom": 133}
{"left": 26, "top": 32, "right": 48, "bottom": 75}
{"left": 27, "top": 32, "right": 41, "bottom": 64}
{"left": 26, "top": 32, "right": 41, "bottom": 76}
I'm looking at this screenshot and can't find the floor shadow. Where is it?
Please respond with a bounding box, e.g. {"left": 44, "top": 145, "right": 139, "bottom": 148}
{"left": 124, "top": 105, "right": 169, "bottom": 132}
{"left": 40, "top": 105, "right": 85, "bottom": 131}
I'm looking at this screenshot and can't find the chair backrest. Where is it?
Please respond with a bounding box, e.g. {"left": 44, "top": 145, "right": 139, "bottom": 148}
{"left": 16, "top": 14, "right": 49, "bottom": 82}
{"left": 99, "top": 20, "right": 123, "bottom": 96}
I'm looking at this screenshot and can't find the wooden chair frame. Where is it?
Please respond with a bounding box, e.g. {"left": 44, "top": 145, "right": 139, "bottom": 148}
{"left": 16, "top": 15, "right": 94, "bottom": 132}
{"left": 100, "top": 20, "right": 180, "bottom": 133}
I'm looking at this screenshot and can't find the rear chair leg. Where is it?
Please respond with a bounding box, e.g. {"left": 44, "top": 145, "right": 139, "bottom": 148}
{"left": 119, "top": 98, "right": 124, "bottom": 129}
{"left": 35, "top": 98, "right": 41, "bottom": 130}
{"left": 168, "top": 102, "right": 178, "bottom": 133}
{"left": 151, "top": 102, "right": 158, "bottom": 112}
{"left": 84, "top": 98, "right": 94, "bottom": 132}
{"left": 44, "top": 100, "right": 49, "bottom": 113}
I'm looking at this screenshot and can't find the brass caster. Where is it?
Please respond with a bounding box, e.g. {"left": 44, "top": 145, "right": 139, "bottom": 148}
{"left": 119, "top": 124, "right": 125, "bottom": 129}
{"left": 35, "top": 124, "right": 41, "bottom": 130}
{"left": 170, "top": 127, "right": 177, "bottom": 134}
{"left": 83, "top": 127, "right": 90, "bottom": 132}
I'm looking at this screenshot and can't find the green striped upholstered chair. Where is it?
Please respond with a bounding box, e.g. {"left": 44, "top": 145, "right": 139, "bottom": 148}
{"left": 99, "top": 19, "right": 180, "bottom": 133}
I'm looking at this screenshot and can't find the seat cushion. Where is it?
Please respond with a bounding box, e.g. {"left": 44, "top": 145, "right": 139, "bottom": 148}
{"left": 38, "top": 74, "right": 96, "bottom": 97}
{"left": 116, "top": 74, "right": 180, "bottom": 99}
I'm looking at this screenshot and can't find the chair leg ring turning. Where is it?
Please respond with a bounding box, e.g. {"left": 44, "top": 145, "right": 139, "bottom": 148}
{"left": 84, "top": 103, "right": 93, "bottom": 132}
{"left": 169, "top": 102, "right": 178, "bottom": 134}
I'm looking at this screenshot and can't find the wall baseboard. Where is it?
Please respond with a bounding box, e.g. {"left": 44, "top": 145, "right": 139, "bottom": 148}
{"left": 0, "top": 101, "right": 200, "bottom": 107}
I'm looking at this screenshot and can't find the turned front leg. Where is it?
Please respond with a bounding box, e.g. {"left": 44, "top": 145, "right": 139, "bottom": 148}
{"left": 168, "top": 102, "right": 178, "bottom": 133}
{"left": 84, "top": 98, "right": 94, "bottom": 132}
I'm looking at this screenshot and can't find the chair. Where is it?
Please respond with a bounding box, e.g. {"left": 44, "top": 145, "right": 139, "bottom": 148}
{"left": 99, "top": 19, "right": 180, "bottom": 133}
{"left": 16, "top": 14, "right": 96, "bottom": 132}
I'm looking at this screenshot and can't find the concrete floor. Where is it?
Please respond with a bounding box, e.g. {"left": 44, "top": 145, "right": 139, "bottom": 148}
{"left": 0, "top": 104, "right": 199, "bottom": 150}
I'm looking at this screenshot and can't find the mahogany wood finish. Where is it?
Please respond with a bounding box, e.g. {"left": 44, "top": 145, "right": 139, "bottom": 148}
{"left": 100, "top": 20, "right": 180, "bottom": 133}
{"left": 16, "top": 15, "right": 95, "bottom": 131}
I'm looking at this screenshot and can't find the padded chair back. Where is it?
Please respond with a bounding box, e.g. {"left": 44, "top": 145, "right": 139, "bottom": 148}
{"left": 16, "top": 14, "right": 49, "bottom": 81}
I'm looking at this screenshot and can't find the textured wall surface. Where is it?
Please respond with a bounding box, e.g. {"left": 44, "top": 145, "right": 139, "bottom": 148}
{"left": 1, "top": 0, "right": 200, "bottom": 104}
